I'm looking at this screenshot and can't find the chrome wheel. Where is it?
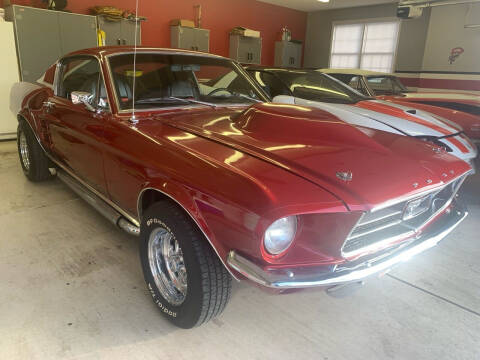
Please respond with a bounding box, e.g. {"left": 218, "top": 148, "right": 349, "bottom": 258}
{"left": 148, "top": 227, "right": 187, "bottom": 306}
{"left": 19, "top": 131, "right": 30, "bottom": 170}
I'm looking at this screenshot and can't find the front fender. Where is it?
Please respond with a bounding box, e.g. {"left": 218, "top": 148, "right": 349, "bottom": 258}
{"left": 137, "top": 181, "right": 239, "bottom": 279}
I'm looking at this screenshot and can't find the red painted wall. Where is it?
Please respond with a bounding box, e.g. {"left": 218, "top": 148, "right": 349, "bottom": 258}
{"left": 3, "top": 0, "right": 307, "bottom": 65}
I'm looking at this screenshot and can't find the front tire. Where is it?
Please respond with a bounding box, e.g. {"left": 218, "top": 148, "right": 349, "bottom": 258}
{"left": 17, "top": 120, "right": 53, "bottom": 182}
{"left": 139, "top": 201, "right": 232, "bottom": 328}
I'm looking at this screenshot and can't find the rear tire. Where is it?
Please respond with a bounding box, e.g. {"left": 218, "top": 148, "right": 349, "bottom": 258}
{"left": 17, "top": 120, "right": 53, "bottom": 182}
{"left": 139, "top": 201, "right": 232, "bottom": 328}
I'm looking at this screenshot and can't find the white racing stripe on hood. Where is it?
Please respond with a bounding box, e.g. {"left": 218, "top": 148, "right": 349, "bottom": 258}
{"left": 271, "top": 95, "right": 477, "bottom": 162}
{"left": 372, "top": 100, "right": 461, "bottom": 134}
{"left": 272, "top": 95, "right": 403, "bottom": 135}
{"left": 274, "top": 95, "right": 453, "bottom": 137}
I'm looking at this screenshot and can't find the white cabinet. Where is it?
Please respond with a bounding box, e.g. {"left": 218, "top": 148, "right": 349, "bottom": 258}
{"left": 0, "top": 21, "right": 20, "bottom": 140}
{"left": 274, "top": 41, "right": 302, "bottom": 68}
{"left": 171, "top": 26, "right": 210, "bottom": 52}
{"left": 229, "top": 34, "right": 262, "bottom": 64}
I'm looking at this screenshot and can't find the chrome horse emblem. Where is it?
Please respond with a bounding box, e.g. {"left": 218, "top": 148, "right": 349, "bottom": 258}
{"left": 336, "top": 171, "right": 353, "bottom": 182}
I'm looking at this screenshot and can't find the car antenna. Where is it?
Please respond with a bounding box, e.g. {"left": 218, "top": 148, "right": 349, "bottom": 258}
{"left": 130, "top": 0, "right": 140, "bottom": 124}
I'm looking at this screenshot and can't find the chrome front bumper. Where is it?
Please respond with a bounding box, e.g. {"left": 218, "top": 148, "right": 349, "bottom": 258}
{"left": 227, "top": 202, "right": 467, "bottom": 289}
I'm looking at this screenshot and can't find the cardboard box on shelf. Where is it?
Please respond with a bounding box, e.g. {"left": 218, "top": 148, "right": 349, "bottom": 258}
{"left": 230, "top": 27, "right": 260, "bottom": 38}
{"left": 170, "top": 19, "right": 195, "bottom": 28}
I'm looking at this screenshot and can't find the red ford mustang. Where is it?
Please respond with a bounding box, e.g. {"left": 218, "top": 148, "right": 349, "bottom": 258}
{"left": 13, "top": 47, "right": 472, "bottom": 328}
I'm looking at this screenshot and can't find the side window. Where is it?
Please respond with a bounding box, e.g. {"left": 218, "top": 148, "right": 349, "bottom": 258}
{"left": 250, "top": 71, "right": 290, "bottom": 98}
{"left": 348, "top": 76, "right": 369, "bottom": 96}
{"left": 57, "top": 57, "right": 108, "bottom": 108}
{"left": 348, "top": 76, "right": 362, "bottom": 90}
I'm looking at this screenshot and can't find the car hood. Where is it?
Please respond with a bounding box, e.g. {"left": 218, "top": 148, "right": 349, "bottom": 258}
{"left": 274, "top": 95, "right": 460, "bottom": 137}
{"left": 154, "top": 103, "right": 471, "bottom": 211}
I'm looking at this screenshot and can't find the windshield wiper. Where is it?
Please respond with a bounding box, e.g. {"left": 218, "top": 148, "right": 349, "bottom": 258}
{"left": 232, "top": 92, "right": 262, "bottom": 103}
{"left": 135, "top": 97, "right": 217, "bottom": 109}
{"left": 169, "top": 96, "right": 218, "bottom": 108}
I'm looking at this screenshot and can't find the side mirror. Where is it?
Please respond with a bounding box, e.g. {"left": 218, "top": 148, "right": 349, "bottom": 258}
{"left": 71, "top": 91, "right": 95, "bottom": 112}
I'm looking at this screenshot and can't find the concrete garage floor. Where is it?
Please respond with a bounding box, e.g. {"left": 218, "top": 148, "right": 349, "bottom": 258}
{"left": 0, "top": 139, "right": 479, "bottom": 360}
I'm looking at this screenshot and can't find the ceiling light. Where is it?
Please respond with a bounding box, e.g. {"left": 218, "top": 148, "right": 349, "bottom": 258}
{"left": 317, "top": 0, "right": 330, "bottom": 2}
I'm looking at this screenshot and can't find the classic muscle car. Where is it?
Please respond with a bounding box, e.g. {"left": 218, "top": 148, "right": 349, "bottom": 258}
{"left": 245, "top": 67, "right": 477, "bottom": 166}
{"left": 320, "top": 69, "right": 480, "bottom": 141}
{"left": 14, "top": 47, "right": 472, "bottom": 328}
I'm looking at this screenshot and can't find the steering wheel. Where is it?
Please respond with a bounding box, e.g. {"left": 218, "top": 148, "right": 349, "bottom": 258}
{"left": 206, "top": 87, "right": 235, "bottom": 97}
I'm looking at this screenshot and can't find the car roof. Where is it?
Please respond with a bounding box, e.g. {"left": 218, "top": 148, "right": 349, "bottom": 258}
{"left": 63, "top": 46, "right": 227, "bottom": 60}
{"left": 319, "top": 68, "right": 395, "bottom": 77}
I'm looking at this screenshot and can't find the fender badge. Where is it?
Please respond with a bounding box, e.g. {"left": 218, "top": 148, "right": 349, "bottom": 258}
{"left": 336, "top": 171, "right": 353, "bottom": 182}
{"left": 426, "top": 179, "right": 433, "bottom": 184}
{"left": 413, "top": 182, "right": 419, "bottom": 188}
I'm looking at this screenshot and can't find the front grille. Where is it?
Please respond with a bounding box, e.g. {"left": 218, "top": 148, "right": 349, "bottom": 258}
{"left": 342, "top": 175, "right": 466, "bottom": 256}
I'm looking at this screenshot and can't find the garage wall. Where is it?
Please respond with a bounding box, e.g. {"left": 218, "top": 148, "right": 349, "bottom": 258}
{"left": 422, "top": 4, "right": 480, "bottom": 72}
{"left": 399, "top": 4, "right": 480, "bottom": 94}
{"left": 303, "top": 3, "right": 430, "bottom": 71}
{"left": 305, "top": 2, "right": 480, "bottom": 93}
{"left": 1, "top": 0, "right": 307, "bottom": 66}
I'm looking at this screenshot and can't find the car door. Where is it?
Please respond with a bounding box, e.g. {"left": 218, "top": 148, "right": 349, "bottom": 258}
{"left": 42, "top": 56, "right": 109, "bottom": 194}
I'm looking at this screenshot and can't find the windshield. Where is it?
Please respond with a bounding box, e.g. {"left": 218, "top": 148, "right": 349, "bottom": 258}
{"left": 273, "top": 70, "right": 370, "bottom": 104}
{"left": 108, "top": 53, "right": 267, "bottom": 110}
{"left": 366, "top": 76, "right": 409, "bottom": 95}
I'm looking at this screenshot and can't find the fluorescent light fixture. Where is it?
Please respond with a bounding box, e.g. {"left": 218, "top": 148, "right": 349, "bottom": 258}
{"left": 317, "top": 0, "right": 330, "bottom": 2}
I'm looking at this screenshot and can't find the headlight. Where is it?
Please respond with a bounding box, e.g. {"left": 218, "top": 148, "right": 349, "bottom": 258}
{"left": 264, "top": 216, "right": 297, "bottom": 255}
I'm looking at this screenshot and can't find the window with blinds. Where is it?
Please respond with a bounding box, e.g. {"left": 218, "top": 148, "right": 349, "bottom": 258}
{"left": 329, "top": 21, "right": 400, "bottom": 73}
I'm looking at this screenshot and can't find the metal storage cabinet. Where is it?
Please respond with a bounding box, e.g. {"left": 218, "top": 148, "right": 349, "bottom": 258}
{"left": 58, "top": 12, "right": 97, "bottom": 55}
{"left": 97, "top": 17, "right": 141, "bottom": 46}
{"left": 0, "top": 21, "right": 20, "bottom": 139}
{"left": 229, "top": 34, "right": 262, "bottom": 64}
{"left": 170, "top": 26, "right": 210, "bottom": 52}
{"left": 6, "top": 5, "right": 97, "bottom": 82}
{"left": 274, "top": 41, "right": 302, "bottom": 68}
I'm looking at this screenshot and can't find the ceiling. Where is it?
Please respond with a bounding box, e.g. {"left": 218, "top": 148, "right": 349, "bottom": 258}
{"left": 257, "top": 0, "right": 398, "bottom": 12}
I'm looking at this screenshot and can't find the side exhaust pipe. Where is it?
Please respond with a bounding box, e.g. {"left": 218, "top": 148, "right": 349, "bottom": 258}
{"left": 57, "top": 171, "right": 140, "bottom": 237}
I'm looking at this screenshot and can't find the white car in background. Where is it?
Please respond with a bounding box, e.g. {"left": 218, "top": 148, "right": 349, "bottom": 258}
{"left": 245, "top": 67, "right": 478, "bottom": 167}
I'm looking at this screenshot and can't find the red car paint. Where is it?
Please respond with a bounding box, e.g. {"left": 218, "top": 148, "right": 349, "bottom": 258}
{"left": 378, "top": 93, "right": 480, "bottom": 141}
{"left": 17, "top": 47, "right": 471, "bottom": 280}
{"left": 382, "top": 99, "right": 480, "bottom": 141}
{"left": 320, "top": 70, "right": 480, "bottom": 142}
{"left": 378, "top": 93, "right": 480, "bottom": 108}
{"left": 354, "top": 100, "right": 470, "bottom": 153}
